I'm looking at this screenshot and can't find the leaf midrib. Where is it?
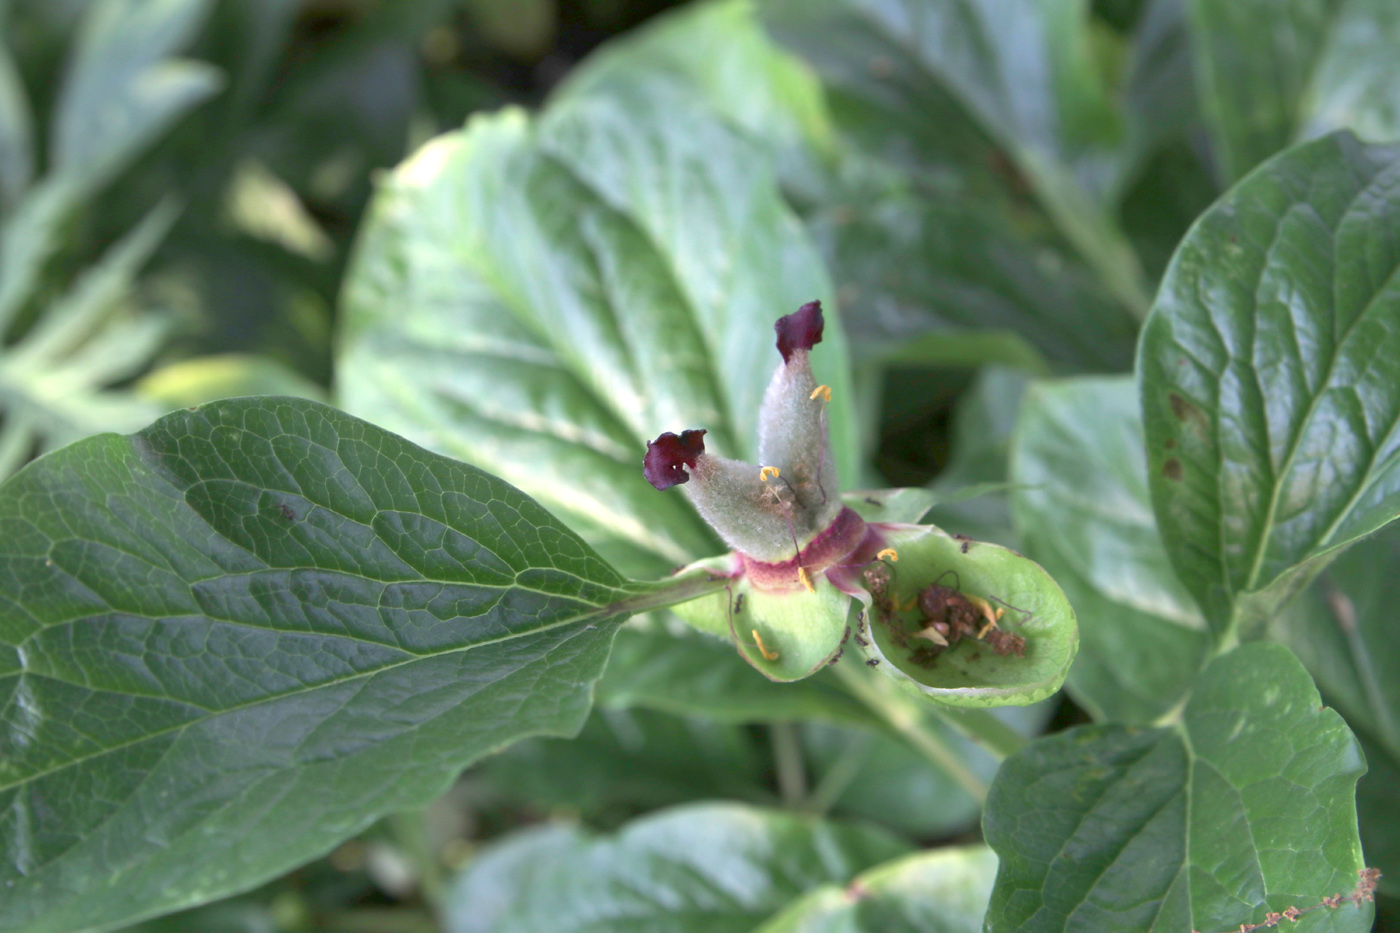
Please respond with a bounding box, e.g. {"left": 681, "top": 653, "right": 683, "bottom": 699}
{"left": 1236, "top": 171, "right": 1400, "bottom": 596}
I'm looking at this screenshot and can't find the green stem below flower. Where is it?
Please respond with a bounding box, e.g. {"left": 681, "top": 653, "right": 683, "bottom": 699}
{"left": 833, "top": 661, "right": 989, "bottom": 802}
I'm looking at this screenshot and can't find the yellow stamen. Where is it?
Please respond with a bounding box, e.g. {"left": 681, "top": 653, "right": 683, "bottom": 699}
{"left": 876, "top": 548, "right": 898, "bottom": 562}
{"left": 809, "top": 384, "right": 832, "bottom": 402}
{"left": 759, "top": 465, "right": 781, "bottom": 482}
{"left": 798, "top": 566, "right": 816, "bottom": 593}
{"left": 752, "top": 629, "right": 780, "bottom": 661}
{"left": 967, "top": 595, "right": 1004, "bottom": 637}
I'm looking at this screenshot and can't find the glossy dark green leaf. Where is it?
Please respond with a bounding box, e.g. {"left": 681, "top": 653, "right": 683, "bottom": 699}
{"left": 1268, "top": 522, "right": 1400, "bottom": 894}
{"left": 0, "top": 396, "right": 686, "bottom": 933}
{"left": 761, "top": 0, "right": 1151, "bottom": 316}
{"left": 337, "top": 87, "right": 857, "bottom": 580}
{"left": 755, "top": 845, "right": 997, "bottom": 933}
{"left": 1190, "top": 0, "right": 1400, "bottom": 184}
{"left": 1141, "top": 133, "right": 1400, "bottom": 632}
{"left": 1011, "top": 376, "right": 1209, "bottom": 723}
{"left": 442, "top": 803, "right": 911, "bottom": 933}
{"left": 985, "top": 643, "right": 1371, "bottom": 932}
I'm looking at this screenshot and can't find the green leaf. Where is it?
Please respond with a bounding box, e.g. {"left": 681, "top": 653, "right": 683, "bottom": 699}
{"left": 0, "top": 41, "right": 32, "bottom": 214}
{"left": 597, "top": 620, "right": 878, "bottom": 728}
{"left": 762, "top": 0, "right": 1151, "bottom": 316}
{"left": 556, "top": 0, "right": 833, "bottom": 178}
{"left": 1267, "top": 523, "right": 1400, "bottom": 893}
{"left": 1140, "top": 133, "right": 1400, "bottom": 632}
{"left": 50, "top": 0, "right": 223, "bottom": 193}
{"left": 1011, "top": 376, "right": 1209, "bottom": 723}
{"left": 476, "top": 706, "right": 771, "bottom": 821}
{"left": 810, "top": 182, "right": 1138, "bottom": 372}
{"left": 863, "top": 524, "right": 1078, "bottom": 707}
{"left": 1190, "top": 0, "right": 1400, "bottom": 184}
{"left": 924, "top": 366, "right": 1029, "bottom": 548}
{"left": 755, "top": 845, "right": 997, "bottom": 933}
{"left": 442, "top": 803, "right": 911, "bottom": 933}
{"left": 801, "top": 722, "right": 982, "bottom": 837}
{"left": 1299, "top": 0, "right": 1400, "bottom": 146}
{"left": 136, "top": 353, "right": 328, "bottom": 408}
{"left": 984, "top": 643, "right": 1371, "bottom": 932}
{"left": 0, "top": 200, "right": 176, "bottom": 480}
{"left": 337, "top": 89, "right": 856, "bottom": 580}
{"left": 0, "top": 396, "right": 669, "bottom": 933}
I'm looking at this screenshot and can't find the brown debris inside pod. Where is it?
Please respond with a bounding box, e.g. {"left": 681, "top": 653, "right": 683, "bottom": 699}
{"left": 866, "top": 564, "right": 1027, "bottom": 667}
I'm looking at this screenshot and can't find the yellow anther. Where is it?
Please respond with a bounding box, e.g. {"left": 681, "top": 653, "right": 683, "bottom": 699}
{"left": 798, "top": 566, "right": 816, "bottom": 593}
{"left": 759, "top": 465, "right": 781, "bottom": 482}
{"left": 967, "top": 595, "right": 1004, "bottom": 637}
{"left": 876, "top": 548, "right": 898, "bottom": 562}
{"left": 752, "top": 629, "right": 780, "bottom": 661}
{"left": 809, "top": 384, "right": 832, "bottom": 402}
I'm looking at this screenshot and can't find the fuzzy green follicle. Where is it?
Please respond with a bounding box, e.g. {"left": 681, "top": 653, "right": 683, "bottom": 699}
{"left": 643, "top": 300, "right": 843, "bottom": 564}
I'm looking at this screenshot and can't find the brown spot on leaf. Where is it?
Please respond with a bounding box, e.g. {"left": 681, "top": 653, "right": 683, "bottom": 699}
{"left": 1165, "top": 438, "right": 1176, "bottom": 450}
{"left": 1163, "top": 458, "right": 1184, "bottom": 480}
{"left": 1168, "top": 392, "right": 1209, "bottom": 437}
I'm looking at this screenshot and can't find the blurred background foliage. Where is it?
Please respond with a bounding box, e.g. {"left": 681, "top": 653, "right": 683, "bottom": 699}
{"left": 4, "top": 0, "right": 1399, "bottom": 930}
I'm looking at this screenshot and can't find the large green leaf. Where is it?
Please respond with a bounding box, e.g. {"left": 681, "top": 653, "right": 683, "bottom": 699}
{"left": 761, "top": 0, "right": 1150, "bottom": 316}
{"left": 1011, "top": 376, "right": 1208, "bottom": 723}
{"left": 0, "top": 396, "right": 698, "bottom": 933}
{"left": 755, "top": 845, "right": 997, "bottom": 933}
{"left": 1268, "top": 522, "right": 1400, "bottom": 893}
{"left": 809, "top": 179, "right": 1138, "bottom": 372}
{"left": 442, "top": 803, "right": 911, "bottom": 933}
{"left": 1140, "top": 133, "right": 1400, "bottom": 632}
{"left": 1190, "top": 0, "right": 1400, "bottom": 184}
{"left": 337, "top": 87, "right": 856, "bottom": 579}
{"left": 555, "top": 0, "right": 832, "bottom": 184}
{"left": 984, "top": 643, "right": 1371, "bottom": 932}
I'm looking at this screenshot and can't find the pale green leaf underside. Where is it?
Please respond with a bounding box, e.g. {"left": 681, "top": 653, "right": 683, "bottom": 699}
{"left": 0, "top": 397, "right": 636, "bottom": 933}
{"left": 756, "top": 845, "right": 997, "bottom": 933}
{"left": 443, "top": 802, "right": 911, "bottom": 933}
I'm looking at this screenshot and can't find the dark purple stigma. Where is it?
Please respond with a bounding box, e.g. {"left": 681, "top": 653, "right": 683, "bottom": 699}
{"left": 644, "top": 429, "right": 707, "bottom": 490}
{"left": 775, "top": 301, "right": 825, "bottom": 363}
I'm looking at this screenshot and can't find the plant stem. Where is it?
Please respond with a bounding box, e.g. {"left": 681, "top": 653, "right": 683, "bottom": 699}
{"left": 603, "top": 573, "right": 730, "bottom": 618}
{"left": 833, "top": 661, "right": 988, "bottom": 802}
{"left": 769, "top": 722, "right": 807, "bottom": 806}
{"left": 804, "top": 731, "right": 874, "bottom": 816}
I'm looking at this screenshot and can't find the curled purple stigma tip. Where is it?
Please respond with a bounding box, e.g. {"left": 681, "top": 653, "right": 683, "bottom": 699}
{"left": 644, "top": 429, "right": 707, "bottom": 490}
{"left": 774, "top": 301, "right": 825, "bottom": 363}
